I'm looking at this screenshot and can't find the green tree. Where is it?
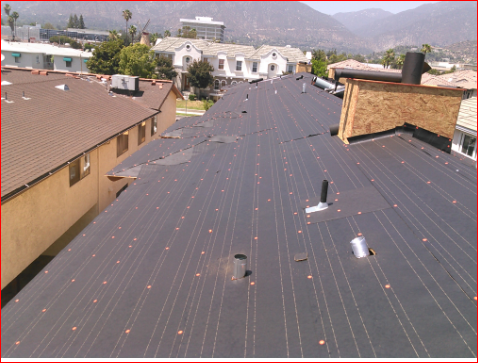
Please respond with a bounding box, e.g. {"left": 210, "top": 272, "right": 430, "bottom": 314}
{"left": 427, "top": 68, "right": 442, "bottom": 75}
{"left": 352, "top": 54, "right": 366, "bottom": 63}
{"left": 395, "top": 54, "right": 405, "bottom": 69}
{"left": 7, "top": 15, "right": 14, "bottom": 33}
{"left": 156, "top": 55, "right": 177, "bottom": 80}
{"left": 4, "top": 3, "right": 11, "bottom": 16}
{"left": 381, "top": 48, "right": 395, "bottom": 68}
{"left": 312, "top": 49, "right": 326, "bottom": 62}
{"left": 118, "top": 43, "right": 158, "bottom": 78}
{"left": 187, "top": 59, "right": 214, "bottom": 96}
{"left": 421, "top": 44, "right": 432, "bottom": 55}
{"left": 79, "top": 14, "right": 85, "bottom": 29}
{"left": 311, "top": 58, "right": 328, "bottom": 77}
{"left": 149, "top": 32, "right": 162, "bottom": 45}
{"left": 179, "top": 25, "right": 197, "bottom": 39}
{"left": 119, "top": 31, "right": 131, "bottom": 46}
{"left": 122, "top": 9, "right": 132, "bottom": 35}
{"left": 73, "top": 14, "right": 79, "bottom": 28}
{"left": 164, "top": 29, "right": 171, "bottom": 38}
{"left": 421, "top": 43, "right": 432, "bottom": 60}
{"left": 11, "top": 11, "right": 18, "bottom": 40}
{"left": 49, "top": 35, "right": 81, "bottom": 49}
{"left": 67, "top": 14, "right": 74, "bottom": 28}
{"left": 128, "top": 25, "right": 137, "bottom": 45}
{"left": 109, "top": 29, "right": 119, "bottom": 40}
{"left": 86, "top": 39, "right": 124, "bottom": 75}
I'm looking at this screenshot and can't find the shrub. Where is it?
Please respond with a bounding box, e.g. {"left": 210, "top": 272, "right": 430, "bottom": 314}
{"left": 203, "top": 99, "right": 212, "bottom": 111}
{"left": 188, "top": 94, "right": 197, "bottom": 101}
{"left": 49, "top": 35, "right": 81, "bottom": 49}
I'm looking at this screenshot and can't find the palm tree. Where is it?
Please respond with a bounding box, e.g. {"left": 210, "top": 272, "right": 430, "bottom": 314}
{"left": 122, "top": 9, "right": 132, "bottom": 35}
{"left": 109, "top": 29, "right": 119, "bottom": 40}
{"left": 4, "top": 3, "right": 11, "bottom": 16}
{"left": 7, "top": 15, "right": 14, "bottom": 35}
{"left": 11, "top": 11, "right": 19, "bottom": 40}
{"left": 128, "top": 25, "right": 137, "bottom": 45}
{"left": 164, "top": 29, "right": 171, "bottom": 38}
{"left": 395, "top": 54, "right": 405, "bottom": 70}
{"left": 421, "top": 44, "right": 432, "bottom": 59}
{"left": 381, "top": 48, "right": 395, "bottom": 68}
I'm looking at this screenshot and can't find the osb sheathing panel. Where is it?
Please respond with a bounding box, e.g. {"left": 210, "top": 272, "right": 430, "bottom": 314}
{"left": 338, "top": 81, "right": 359, "bottom": 143}
{"left": 338, "top": 79, "right": 463, "bottom": 143}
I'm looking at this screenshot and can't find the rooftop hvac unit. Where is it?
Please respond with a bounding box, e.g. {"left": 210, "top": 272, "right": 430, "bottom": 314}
{"left": 111, "top": 74, "right": 139, "bottom": 92}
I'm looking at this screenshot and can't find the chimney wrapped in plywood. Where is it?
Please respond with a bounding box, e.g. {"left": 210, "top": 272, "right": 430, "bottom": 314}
{"left": 337, "top": 79, "right": 463, "bottom": 151}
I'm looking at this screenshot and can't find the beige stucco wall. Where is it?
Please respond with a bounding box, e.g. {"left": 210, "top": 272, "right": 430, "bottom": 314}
{"left": 1, "top": 90, "right": 177, "bottom": 289}
{"left": 1, "top": 149, "right": 99, "bottom": 289}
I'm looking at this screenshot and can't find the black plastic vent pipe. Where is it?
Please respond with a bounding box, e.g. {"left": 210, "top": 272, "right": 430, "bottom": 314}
{"left": 334, "top": 69, "right": 402, "bottom": 83}
{"left": 401, "top": 52, "right": 425, "bottom": 85}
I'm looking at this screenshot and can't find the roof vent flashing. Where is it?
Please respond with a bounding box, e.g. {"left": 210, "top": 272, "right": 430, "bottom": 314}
{"left": 55, "top": 84, "right": 69, "bottom": 91}
{"left": 351, "top": 236, "right": 370, "bottom": 258}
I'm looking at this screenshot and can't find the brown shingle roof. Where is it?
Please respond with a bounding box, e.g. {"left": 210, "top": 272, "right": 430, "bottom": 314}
{"left": 1, "top": 69, "right": 161, "bottom": 198}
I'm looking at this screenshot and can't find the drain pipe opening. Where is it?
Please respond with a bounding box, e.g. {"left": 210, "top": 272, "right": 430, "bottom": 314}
{"left": 232, "top": 254, "right": 247, "bottom": 280}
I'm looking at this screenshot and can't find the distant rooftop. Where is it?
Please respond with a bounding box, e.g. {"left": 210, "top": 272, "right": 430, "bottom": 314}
{"left": 1, "top": 40, "right": 92, "bottom": 58}
{"left": 180, "top": 16, "right": 225, "bottom": 26}
{"left": 152, "top": 37, "right": 308, "bottom": 63}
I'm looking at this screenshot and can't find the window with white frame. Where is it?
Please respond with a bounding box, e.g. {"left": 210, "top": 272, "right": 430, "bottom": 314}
{"left": 69, "top": 152, "right": 90, "bottom": 187}
{"left": 214, "top": 79, "right": 220, "bottom": 90}
{"left": 460, "top": 133, "right": 477, "bottom": 158}
{"left": 221, "top": 80, "right": 226, "bottom": 87}
{"left": 151, "top": 116, "right": 157, "bottom": 136}
{"left": 117, "top": 131, "right": 129, "bottom": 157}
{"left": 82, "top": 153, "right": 91, "bottom": 178}
{"left": 252, "top": 62, "right": 258, "bottom": 73}
{"left": 138, "top": 121, "right": 146, "bottom": 145}
{"left": 288, "top": 65, "right": 293, "bottom": 73}
{"left": 218, "top": 59, "right": 225, "bottom": 70}
{"left": 270, "top": 65, "right": 275, "bottom": 71}
{"left": 236, "top": 61, "right": 242, "bottom": 71}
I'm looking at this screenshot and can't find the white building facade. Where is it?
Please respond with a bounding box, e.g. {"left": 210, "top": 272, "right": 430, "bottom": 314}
{"left": 180, "top": 17, "right": 225, "bottom": 43}
{"left": 152, "top": 37, "right": 308, "bottom": 98}
{"left": 1, "top": 40, "right": 92, "bottom": 73}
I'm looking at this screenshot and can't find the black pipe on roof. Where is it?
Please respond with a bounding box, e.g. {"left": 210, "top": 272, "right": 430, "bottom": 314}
{"left": 334, "top": 68, "right": 403, "bottom": 83}
{"left": 402, "top": 52, "right": 425, "bottom": 85}
{"left": 249, "top": 78, "right": 263, "bottom": 84}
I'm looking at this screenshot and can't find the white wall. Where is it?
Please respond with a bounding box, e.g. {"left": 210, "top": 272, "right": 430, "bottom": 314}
{"left": 1, "top": 51, "right": 44, "bottom": 69}
{"left": 258, "top": 49, "right": 288, "bottom": 77}
{"left": 53, "top": 56, "right": 90, "bottom": 73}
{"left": 172, "top": 42, "right": 202, "bottom": 68}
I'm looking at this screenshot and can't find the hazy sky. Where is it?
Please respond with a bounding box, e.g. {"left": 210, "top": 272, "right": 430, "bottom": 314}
{"left": 302, "top": 1, "right": 439, "bottom": 15}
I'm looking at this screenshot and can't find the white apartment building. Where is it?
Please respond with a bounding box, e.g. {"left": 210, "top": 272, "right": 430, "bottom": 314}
{"left": 152, "top": 37, "right": 308, "bottom": 98}
{"left": 180, "top": 17, "right": 225, "bottom": 43}
{"left": 1, "top": 40, "right": 92, "bottom": 73}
